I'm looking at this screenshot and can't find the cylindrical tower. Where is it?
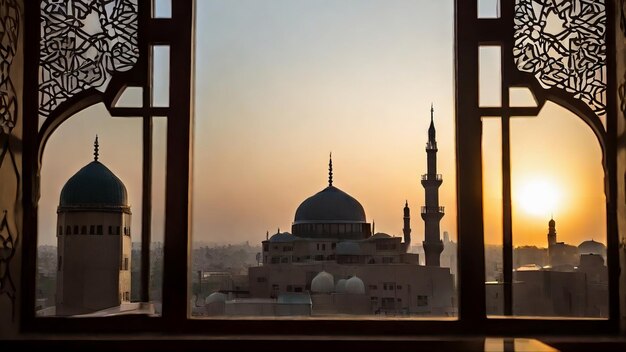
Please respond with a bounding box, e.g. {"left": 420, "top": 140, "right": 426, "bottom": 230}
{"left": 403, "top": 200, "right": 411, "bottom": 250}
{"left": 56, "top": 137, "right": 132, "bottom": 316}
{"left": 421, "top": 105, "right": 444, "bottom": 266}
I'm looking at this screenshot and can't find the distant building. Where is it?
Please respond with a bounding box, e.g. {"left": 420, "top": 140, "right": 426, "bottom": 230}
{"left": 487, "top": 218, "right": 608, "bottom": 317}
{"left": 208, "top": 108, "right": 456, "bottom": 317}
{"left": 547, "top": 217, "right": 578, "bottom": 269}
{"left": 514, "top": 246, "right": 548, "bottom": 269}
{"left": 55, "top": 137, "right": 132, "bottom": 316}
{"left": 440, "top": 231, "right": 457, "bottom": 282}
{"left": 578, "top": 239, "right": 606, "bottom": 263}
{"left": 487, "top": 258, "right": 608, "bottom": 317}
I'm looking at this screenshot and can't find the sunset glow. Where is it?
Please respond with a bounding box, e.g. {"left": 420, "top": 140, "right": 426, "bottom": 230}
{"left": 35, "top": 1, "right": 607, "bottom": 249}
{"left": 516, "top": 178, "right": 561, "bottom": 217}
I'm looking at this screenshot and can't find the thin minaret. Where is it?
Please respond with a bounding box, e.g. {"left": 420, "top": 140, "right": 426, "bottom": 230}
{"left": 94, "top": 135, "right": 99, "bottom": 161}
{"left": 547, "top": 217, "right": 557, "bottom": 266}
{"left": 328, "top": 152, "right": 333, "bottom": 187}
{"left": 403, "top": 200, "right": 411, "bottom": 251}
{"left": 421, "top": 104, "right": 444, "bottom": 266}
{"left": 547, "top": 217, "right": 557, "bottom": 247}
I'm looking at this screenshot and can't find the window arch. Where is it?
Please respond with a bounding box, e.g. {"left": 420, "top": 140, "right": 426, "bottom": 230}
{"left": 11, "top": 0, "right": 621, "bottom": 339}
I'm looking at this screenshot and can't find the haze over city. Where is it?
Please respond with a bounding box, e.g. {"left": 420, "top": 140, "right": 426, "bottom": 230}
{"left": 37, "top": 0, "right": 605, "bottom": 249}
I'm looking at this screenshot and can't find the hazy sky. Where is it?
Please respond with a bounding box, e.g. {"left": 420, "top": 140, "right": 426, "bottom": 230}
{"left": 38, "top": 0, "right": 606, "bottom": 248}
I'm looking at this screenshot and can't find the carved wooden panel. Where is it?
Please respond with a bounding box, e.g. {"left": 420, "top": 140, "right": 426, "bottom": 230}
{"left": 0, "top": 0, "right": 21, "bottom": 322}
{"left": 39, "top": 0, "right": 138, "bottom": 118}
{"left": 514, "top": 0, "right": 607, "bottom": 118}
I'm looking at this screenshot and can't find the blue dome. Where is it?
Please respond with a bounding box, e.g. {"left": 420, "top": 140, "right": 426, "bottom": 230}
{"left": 294, "top": 186, "right": 366, "bottom": 224}
{"left": 59, "top": 161, "right": 129, "bottom": 210}
{"left": 269, "top": 232, "right": 295, "bottom": 243}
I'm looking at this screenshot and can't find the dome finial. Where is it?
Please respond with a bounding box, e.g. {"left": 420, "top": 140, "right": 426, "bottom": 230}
{"left": 94, "top": 135, "right": 99, "bottom": 161}
{"left": 328, "top": 152, "right": 333, "bottom": 187}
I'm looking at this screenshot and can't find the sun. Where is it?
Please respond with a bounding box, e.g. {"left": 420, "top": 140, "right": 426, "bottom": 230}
{"left": 515, "top": 179, "right": 561, "bottom": 217}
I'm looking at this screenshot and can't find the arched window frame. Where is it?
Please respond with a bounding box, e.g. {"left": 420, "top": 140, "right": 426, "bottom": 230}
{"left": 13, "top": 0, "right": 619, "bottom": 337}
{"left": 21, "top": 0, "right": 193, "bottom": 332}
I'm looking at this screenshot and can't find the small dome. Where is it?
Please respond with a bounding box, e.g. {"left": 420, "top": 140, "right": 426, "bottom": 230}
{"left": 204, "top": 292, "right": 227, "bottom": 305}
{"left": 335, "top": 279, "right": 347, "bottom": 293}
{"left": 311, "top": 271, "right": 334, "bottom": 293}
{"left": 336, "top": 241, "right": 361, "bottom": 255}
{"left": 59, "top": 161, "right": 128, "bottom": 209}
{"left": 345, "top": 275, "right": 365, "bottom": 295}
{"left": 294, "top": 186, "right": 366, "bottom": 224}
{"left": 578, "top": 239, "right": 606, "bottom": 256}
{"left": 549, "top": 218, "right": 555, "bottom": 227}
{"left": 370, "top": 233, "right": 391, "bottom": 240}
{"left": 269, "top": 232, "right": 295, "bottom": 243}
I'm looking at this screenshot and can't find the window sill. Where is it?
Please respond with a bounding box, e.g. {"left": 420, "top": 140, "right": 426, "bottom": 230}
{"left": 8, "top": 334, "right": 626, "bottom": 351}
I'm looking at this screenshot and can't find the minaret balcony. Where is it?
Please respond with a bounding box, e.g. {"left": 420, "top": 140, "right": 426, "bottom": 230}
{"left": 425, "top": 142, "right": 438, "bottom": 150}
{"left": 421, "top": 174, "right": 442, "bottom": 181}
{"left": 421, "top": 206, "right": 445, "bottom": 214}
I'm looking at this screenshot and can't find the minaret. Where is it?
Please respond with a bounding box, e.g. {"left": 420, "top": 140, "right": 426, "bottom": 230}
{"left": 403, "top": 200, "right": 411, "bottom": 250}
{"left": 421, "top": 104, "right": 444, "bottom": 266}
{"left": 547, "top": 217, "right": 557, "bottom": 247}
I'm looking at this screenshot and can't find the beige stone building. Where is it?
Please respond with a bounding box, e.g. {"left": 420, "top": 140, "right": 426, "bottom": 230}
{"left": 245, "top": 153, "right": 455, "bottom": 316}
{"left": 56, "top": 138, "right": 132, "bottom": 316}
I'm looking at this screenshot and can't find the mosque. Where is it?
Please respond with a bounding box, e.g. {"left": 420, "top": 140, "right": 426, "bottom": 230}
{"left": 53, "top": 107, "right": 455, "bottom": 317}
{"left": 205, "top": 107, "right": 456, "bottom": 316}
{"left": 55, "top": 137, "right": 132, "bottom": 316}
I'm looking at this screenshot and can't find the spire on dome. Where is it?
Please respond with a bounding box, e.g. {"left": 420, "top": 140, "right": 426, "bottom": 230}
{"left": 94, "top": 135, "right": 99, "bottom": 161}
{"left": 328, "top": 152, "right": 333, "bottom": 187}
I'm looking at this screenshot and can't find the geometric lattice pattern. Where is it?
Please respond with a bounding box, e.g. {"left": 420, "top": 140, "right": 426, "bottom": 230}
{"left": 0, "top": 0, "right": 18, "bottom": 133}
{"left": 0, "top": 0, "right": 19, "bottom": 320}
{"left": 0, "top": 210, "right": 17, "bottom": 319}
{"left": 514, "top": 0, "right": 607, "bottom": 118}
{"left": 39, "top": 0, "right": 138, "bottom": 117}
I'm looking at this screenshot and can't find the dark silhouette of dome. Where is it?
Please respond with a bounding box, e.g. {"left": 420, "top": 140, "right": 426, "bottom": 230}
{"left": 269, "top": 232, "right": 295, "bottom": 243}
{"left": 370, "top": 233, "right": 392, "bottom": 240}
{"left": 578, "top": 239, "right": 606, "bottom": 256}
{"left": 59, "top": 161, "right": 128, "bottom": 209}
{"left": 294, "top": 186, "right": 366, "bottom": 224}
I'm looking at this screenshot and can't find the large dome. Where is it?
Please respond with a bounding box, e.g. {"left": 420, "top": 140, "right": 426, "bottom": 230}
{"left": 59, "top": 161, "right": 129, "bottom": 210}
{"left": 294, "top": 186, "right": 366, "bottom": 224}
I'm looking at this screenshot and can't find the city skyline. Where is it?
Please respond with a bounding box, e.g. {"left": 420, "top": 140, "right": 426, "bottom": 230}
{"left": 36, "top": 0, "right": 606, "bottom": 249}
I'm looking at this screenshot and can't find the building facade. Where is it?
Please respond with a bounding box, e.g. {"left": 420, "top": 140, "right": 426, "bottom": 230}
{"left": 56, "top": 138, "right": 132, "bottom": 316}
{"left": 241, "top": 109, "right": 454, "bottom": 316}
